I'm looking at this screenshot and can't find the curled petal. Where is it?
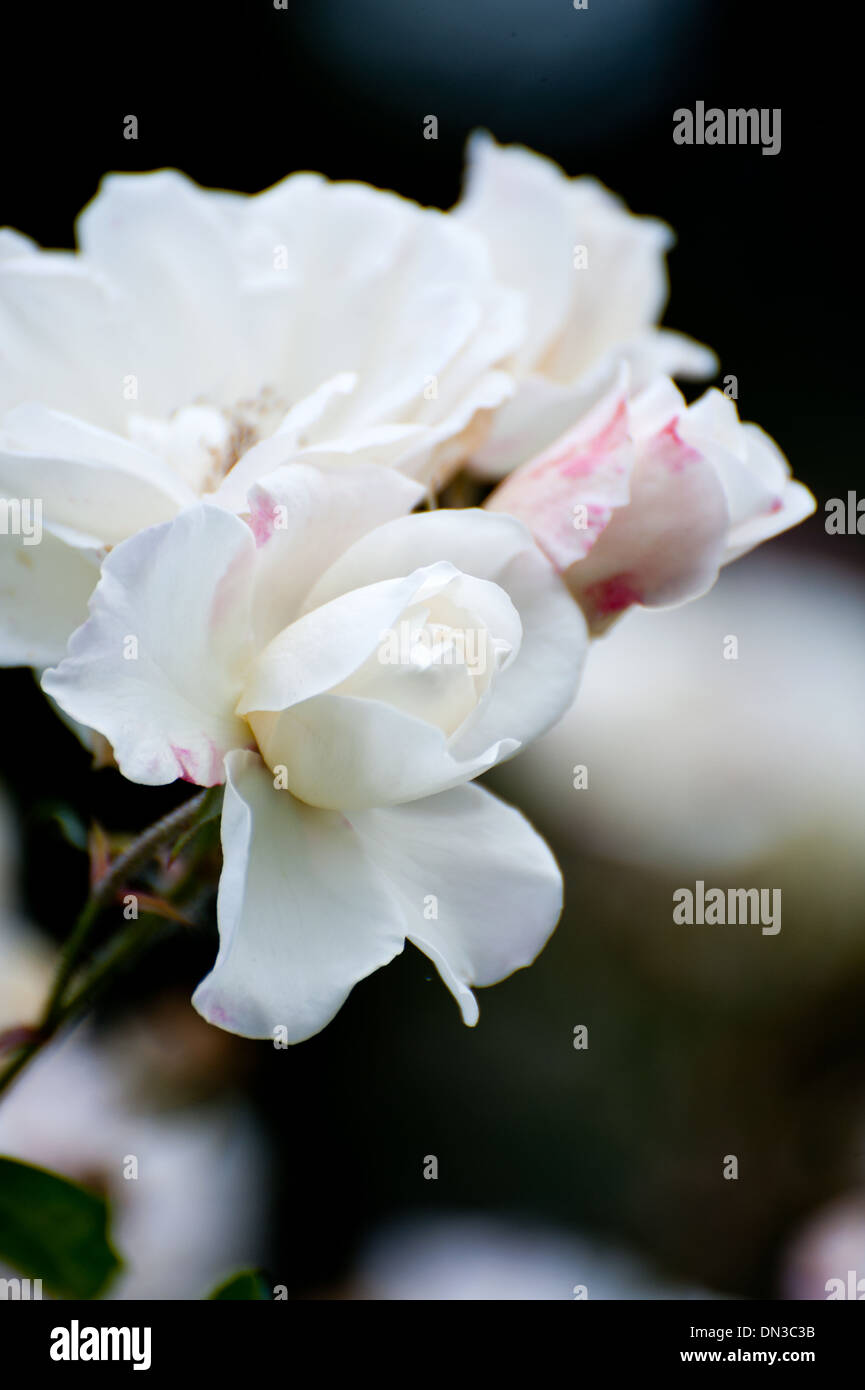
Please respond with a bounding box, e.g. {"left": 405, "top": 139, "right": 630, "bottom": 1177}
{"left": 304, "top": 507, "right": 587, "bottom": 751}
{"left": 248, "top": 690, "right": 519, "bottom": 811}
{"left": 42, "top": 505, "right": 255, "bottom": 785}
{"left": 242, "top": 462, "right": 424, "bottom": 648}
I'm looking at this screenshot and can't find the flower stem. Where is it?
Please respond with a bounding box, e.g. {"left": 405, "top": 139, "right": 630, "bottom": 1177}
{"left": 0, "top": 787, "right": 221, "bottom": 1101}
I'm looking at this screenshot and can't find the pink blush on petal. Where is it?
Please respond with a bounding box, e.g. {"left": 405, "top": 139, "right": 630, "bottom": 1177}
{"left": 170, "top": 739, "right": 224, "bottom": 786}
{"left": 547, "top": 399, "right": 629, "bottom": 480}
{"left": 584, "top": 575, "right": 643, "bottom": 616}
{"left": 650, "top": 417, "right": 702, "bottom": 473}
{"left": 248, "top": 490, "right": 281, "bottom": 547}
{"left": 171, "top": 746, "right": 198, "bottom": 783}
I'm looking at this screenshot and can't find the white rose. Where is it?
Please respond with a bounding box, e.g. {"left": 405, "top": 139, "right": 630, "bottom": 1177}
{"left": 487, "top": 371, "right": 814, "bottom": 633}
{"left": 0, "top": 170, "right": 520, "bottom": 666}
{"left": 43, "top": 465, "right": 586, "bottom": 1041}
{"left": 454, "top": 132, "right": 716, "bottom": 475}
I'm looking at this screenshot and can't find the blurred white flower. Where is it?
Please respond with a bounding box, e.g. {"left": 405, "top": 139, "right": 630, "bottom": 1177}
{"left": 455, "top": 133, "right": 716, "bottom": 475}
{"left": 781, "top": 1194, "right": 865, "bottom": 1301}
{"left": 43, "top": 465, "right": 585, "bottom": 1040}
{"left": 351, "top": 1213, "right": 715, "bottom": 1300}
{"left": 0, "top": 169, "right": 520, "bottom": 666}
{"left": 487, "top": 371, "right": 814, "bottom": 632}
{"left": 496, "top": 549, "right": 865, "bottom": 873}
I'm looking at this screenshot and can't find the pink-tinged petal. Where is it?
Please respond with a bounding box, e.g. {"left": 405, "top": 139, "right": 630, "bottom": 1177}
{"left": 720, "top": 475, "right": 815, "bottom": 562}
{"left": 566, "top": 407, "right": 730, "bottom": 634}
{"left": 466, "top": 367, "right": 618, "bottom": 479}
{"left": 42, "top": 505, "right": 256, "bottom": 786}
{"left": 485, "top": 369, "right": 633, "bottom": 570}
{"left": 678, "top": 389, "right": 816, "bottom": 562}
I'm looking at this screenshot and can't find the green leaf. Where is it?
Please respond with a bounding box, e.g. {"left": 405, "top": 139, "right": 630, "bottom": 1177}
{"left": 0, "top": 1155, "right": 121, "bottom": 1298}
{"left": 209, "top": 1269, "right": 272, "bottom": 1300}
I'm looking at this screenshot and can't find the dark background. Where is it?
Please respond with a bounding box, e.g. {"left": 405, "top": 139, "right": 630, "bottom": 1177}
{"left": 2, "top": 1, "right": 860, "bottom": 1297}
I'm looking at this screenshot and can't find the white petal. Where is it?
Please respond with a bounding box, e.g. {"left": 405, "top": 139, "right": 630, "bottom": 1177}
{"left": 242, "top": 463, "right": 424, "bottom": 648}
{"left": 0, "top": 252, "right": 128, "bottom": 428}
{"left": 193, "top": 755, "right": 563, "bottom": 1039}
{"left": 233, "top": 173, "right": 520, "bottom": 479}
{"left": 457, "top": 134, "right": 675, "bottom": 385}
{"left": 394, "top": 366, "right": 516, "bottom": 489}
{"left": 0, "top": 526, "right": 101, "bottom": 667}
{"left": 540, "top": 176, "right": 673, "bottom": 381}
{"left": 239, "top": 563, "right": 460, "bottom": 715}
{"left": 722, "top": 474, "right": 815, "bottom": 562}
{"left": 456, "top": 131, "right": 574, "bottom": 374}
{"left": 455, "top": 135, "right": 715, "bottom": 476}
{"left": 192, "top": 751, "right": 406, "bottom": 1041}
{"left": 304, "top": 507, "right": 586, "bottom": 751}
{"left": 305, "top": 507, "right": 532, "bottom": 609}
{"left": 77, "top": 171, "right": 261, "bottom": 417}
{"left": 0, "top": 229, "right": 38, "bottom": 262}
{"left": 451, "top": 543, "right": 588, "bottom": 759}
{"left": 240, "top": 560, "right": 523, "bottom": 808}
{"left": 207, "top": 420, "right": 428, "bottom": 513}
{"left": 626, "top": 328, "right": 718, "bottom": 390}
{"left": 349, "top": 782, "right": 564, "bottom": 1025}
{"left": 0, "top": 404, "right": 193, "bottom": 545}
{"left": 42, "top": 506, "right": 255, "bottom": 785}
{"left": 679, "top": 389, "right": 816, "bottom": 561}
{"left": 249, "top": 691, "right": 517, "bottom": 811}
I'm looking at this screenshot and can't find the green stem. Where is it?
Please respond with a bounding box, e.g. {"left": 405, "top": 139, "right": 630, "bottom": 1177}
{"left": 0, "top": 787, "right": 220, "bottom": 1100}
{"left": 0, "top": 917, "right": 170, "bottom": 1096}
